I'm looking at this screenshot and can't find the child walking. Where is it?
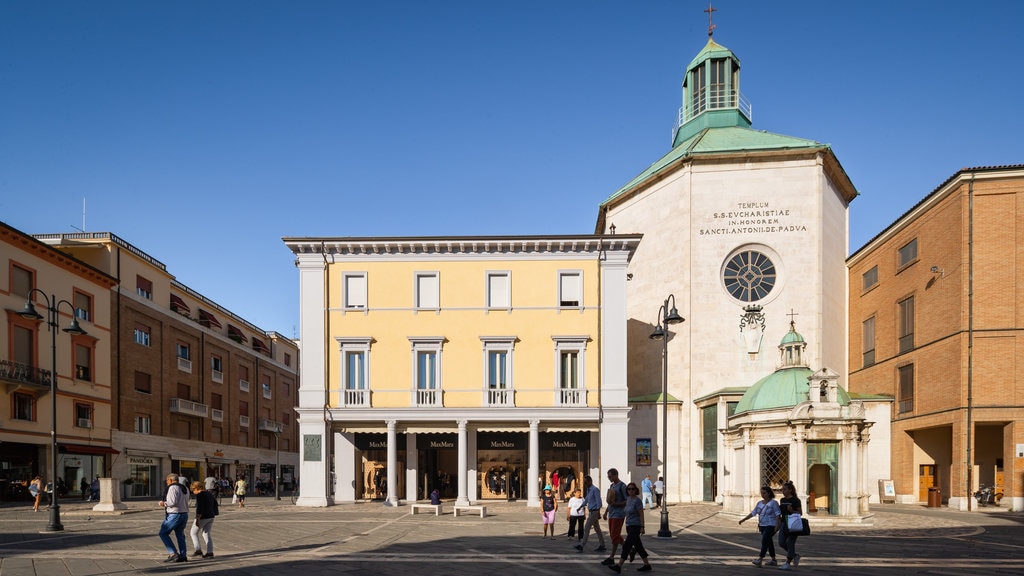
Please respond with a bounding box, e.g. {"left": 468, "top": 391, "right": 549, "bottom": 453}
{"left": 738, "top": 486, "right": 781, "bottom": 567}
{"left": 567, "top": 489, "right": 585, "bottom": 541}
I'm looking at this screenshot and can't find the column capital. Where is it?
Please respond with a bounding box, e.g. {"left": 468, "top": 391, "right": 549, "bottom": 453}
{"left": 457, "top": 419, "right": 468, "bottom": 430}
{"left": 529, "top": 419, "right": 541, "bottom": 430}
{"left": 386, "top": 420, "right": 397, "bottom": 431}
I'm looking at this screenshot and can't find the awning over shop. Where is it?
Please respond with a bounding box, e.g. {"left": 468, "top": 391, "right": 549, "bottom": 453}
{"left": 59, "top": 443, "right": 120, "bottom": 455}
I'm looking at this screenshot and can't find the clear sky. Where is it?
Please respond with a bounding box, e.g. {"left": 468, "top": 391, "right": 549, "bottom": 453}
{"left": 2, "top": 1, "right": 1022, "bottom": 336}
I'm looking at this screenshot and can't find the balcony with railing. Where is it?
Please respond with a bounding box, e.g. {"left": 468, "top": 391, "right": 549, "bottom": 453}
{"left": 414, "top": 388, "right": 441, "bottom": 407}
{"left": 0, "top": 359, "right": 52, "bottom": 393}
{"left": 211, "top": 369, "right": 223, "bottom": 384}
{"left": 556, "top": 387, "right": 586, "bottom": 407}
{"left": 342, "top": 388, "right": 370, "bottom": 407}
{"left": 258, "top": 418, "right": 284, "bottom": 433}
{"left": 239, "top": 379, "right": 250, "bottom": 392}
{"left": 239, "top": 415, "right": 250, "bottom": 428}
{"left": 169, "top": 397, "right": 209, "bottom": 418}
{"left": 486, "top": 388, "right": 514, "bottom": 407}
{"left": 177, "top": 357, "right": 192, "bottom": 373}
{"left": 211, "top": 409, "right": 224, "bottom": 422}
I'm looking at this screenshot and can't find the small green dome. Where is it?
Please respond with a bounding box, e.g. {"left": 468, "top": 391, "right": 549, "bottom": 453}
{"left": 780, "top": 327, "right": 805, "bottom": 345}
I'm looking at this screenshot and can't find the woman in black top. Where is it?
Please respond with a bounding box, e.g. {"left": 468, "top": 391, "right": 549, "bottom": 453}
{"left": 189, "top": 481, "right": 219, "bottom": 558}
{"left": 778, "top": 481, "right": 802, "bottom": 570}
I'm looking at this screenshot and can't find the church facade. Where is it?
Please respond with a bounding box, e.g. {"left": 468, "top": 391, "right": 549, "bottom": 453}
{"left": 597, "top": 35, "right": 873, "bottom": 508}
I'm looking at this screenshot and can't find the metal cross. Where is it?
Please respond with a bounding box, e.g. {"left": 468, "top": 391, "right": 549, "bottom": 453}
{"left": 787, "top": 309, "right": 799, "bottom": 325}
{"left": 704, "top": 2, "right": 717, "bottom": 37}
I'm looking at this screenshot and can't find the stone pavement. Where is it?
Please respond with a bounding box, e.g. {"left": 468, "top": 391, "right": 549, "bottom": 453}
{"left": 1, "top": 496, "right": 1023, "bottom": 575}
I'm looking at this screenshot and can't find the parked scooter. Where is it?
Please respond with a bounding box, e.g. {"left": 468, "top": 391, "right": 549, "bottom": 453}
{"left": 974, "top": 484, "right": 1003, "bottom": 507}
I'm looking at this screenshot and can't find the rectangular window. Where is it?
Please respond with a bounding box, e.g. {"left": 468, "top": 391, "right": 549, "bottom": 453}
{"left": 177, "top": 383, "right": 190, "bottom": 400}
{"left": 487, "top": 272, "right": 510, "bottom": 309}
{"left": 344, "top": 273, "right": 367, "bottom": 309}
{"left": 211, "top": 393, "right": 223, "bottom": 411}
{"left": 134, "top": 371, "right": 151, "bottom": 394}
{"left": 558, "top": 272, "right": 582, "bottom": 308}
{"left": 897, "top": 238, "right": 918, "bottom": 269}
{"left": 415, "top": 272, "right": 439, "bottom": 309}
{"left": 862, "top": 317, "right": 876, "bottom": 367}
{"left": 75, "top": 343, "right": 92, "bottom": 381}
{"left": 134, "top": 323, "right": 151, "bottom": 347}
{"left": 488, "top": 351, "right": 508, "bottom": 389}
{"left": 12, "top": 264, "right": 33, "bottom": 297}
{"left": 283, "top": 412, "right": 290, "bottom": 426}
{"left": 560, "top": 351, "right": 579, "bottom": 389}
{"left": 760, "top": 446, "right": 790, "bottom": 490}
{"left": 262, "top": 381, "right": 272, "bottom": 400}
{"left": 177, "top": 343, "right": 190, "bottom": 360}
{"left": 417, "top": 351, "right": 437, "bottom": 389}
{"left": 13, "top": 393, "right": 34, "bottom": 421}
{"left": 898, "top": 364, "right": 914, "bottom": 413}
{"left": 136, "top": 275, "right": 153, "bottom": 300}
{"left": 75, "top": 403, "right": 92, "bottom": 428}
{"left": 13, "top": 324, "right": 34, "bottom": 366}
{"left": 211, "top": 355, "right": 222, "bottom": 371}
{"left": 73, "top": 291, "right": 92, "bottom": 322}
{"left": 862, "top": 265, "right": 878, "bottom": 291}
{"left": 898, "top": 296, "right": 915, "bottom": 353}
{"left": 708, "top": 58, "right": 726, "bottom": 108}
{"left": 345, "top": 352, "right": 366, "bottom": 390}
{"left": 284, "top": 353, "right": 291, "bottom": 367}
{"left": 690, "top": 62, "right": 706, "bottom": 115}
{"left": 134, "top": 415, "right": 152, "bottom": 434}
{"left": 239, "top": 400, "right": 249, "bottom": 417}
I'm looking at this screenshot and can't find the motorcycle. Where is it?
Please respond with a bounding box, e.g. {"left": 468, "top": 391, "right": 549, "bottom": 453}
{"left": 974, "top": 484, "right": 1003, "bottom": 507}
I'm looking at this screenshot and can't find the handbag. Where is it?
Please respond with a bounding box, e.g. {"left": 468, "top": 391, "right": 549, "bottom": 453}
{"left": 800, "top": 517, "right": 810, "bottom": 535}
{"left": 786, "top": 513, "right": 803, "bottom": 532}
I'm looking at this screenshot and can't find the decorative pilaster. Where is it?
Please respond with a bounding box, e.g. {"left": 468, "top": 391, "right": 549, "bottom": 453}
{"left": 528, "top": 419, "right": 540, "bottom": 507}
{"left": 386, "top": 420, "right": 399, "bottom": 506}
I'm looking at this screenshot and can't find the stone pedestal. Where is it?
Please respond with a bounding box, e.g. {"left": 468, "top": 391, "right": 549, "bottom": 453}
{"left": 92, "top": 478, "right": 127, "bottom": 512}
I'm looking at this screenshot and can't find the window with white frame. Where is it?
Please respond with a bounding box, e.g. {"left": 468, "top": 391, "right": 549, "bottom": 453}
{"left": 134, "top": 323, "right": 151, "bottom": 347}
{"left": 73, "top": 291, "right": 92, "bottom": 322}
{"left": 337, "top": 337, "right": 372, "bottom": 406}
{"left": 553, "top": 336, "right": 587, "bottom": 406}
{"left": 75, "top": 403, "right": 93, "bottom": 429}
{"left": 409, "top": 337, "right": 443, "bottom": 407}
{"left": 134, "top": 414, "right": 152, "bottom": 434}
{"left": 558, "top": 271, "right": 582, "bottom": 308}
{"left": 486, "top": 271, "right": 510, "bottom": 309}
{"left": 415, "top": 272, "right": 439, "bottom": 310}
{"left": 344, "top": 273, "right": 367, "bottom": 309}
{"left": 481, "top": 337, "right": 515, "bottom": 406}
{"left": 177, "top": 343, "right": 190, "bottom": 360}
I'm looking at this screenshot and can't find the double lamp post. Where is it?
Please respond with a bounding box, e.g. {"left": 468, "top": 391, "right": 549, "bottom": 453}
{"left": 649, "top": 293, "right": 684, "bottom": 538}
{"left": 18, "top": 289, "right": 89, "bottom": 533}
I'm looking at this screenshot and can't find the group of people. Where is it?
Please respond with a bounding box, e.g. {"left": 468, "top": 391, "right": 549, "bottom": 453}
{"left": 157, "top": 473, "right": 222, "bottom": 562}
{"left": 539, "top": 468, "right": 653, "bottom": 572}
{"left": 539, "top": 469, "right": 806, "bottom": 572}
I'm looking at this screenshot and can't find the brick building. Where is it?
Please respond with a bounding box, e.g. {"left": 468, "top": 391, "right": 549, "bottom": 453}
{"left": 1, "top": 222, "right": 118, "bottom": 501}
{"left": 33, "top": 232, "right": 299, "bottom": 499}
{"left": 847, "top": 165, "right": 1024, "bottom": 511}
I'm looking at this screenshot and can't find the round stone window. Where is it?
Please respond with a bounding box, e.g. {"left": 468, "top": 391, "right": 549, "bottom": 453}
{"left": 722, "top": 249, "right": 777, "bottom": 302}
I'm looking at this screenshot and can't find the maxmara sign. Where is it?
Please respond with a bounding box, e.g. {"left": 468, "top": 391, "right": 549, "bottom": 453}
{"left": 699, "top": 201, "right": 808, "bottom": 236}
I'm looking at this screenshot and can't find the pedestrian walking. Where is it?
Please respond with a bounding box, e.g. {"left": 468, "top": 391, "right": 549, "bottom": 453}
{"left": 653, "top": 477, "right": 664, "bottom": 509}
{"left": 541, "top": 485, "right": 558, "bottom": 539}
{"left": 600, "top": 468, "right": 628, "bottom": 567}
{"left": 641, "top": 474, "right": 654, "bottom": 510}
{"left": 189, "top": 481, "right": 218, "bottom": 558}
{"left": 158, "top": 473, "right": 189, "bottom": 563}
{"left": 79, "top": 477, "right": 89, "bottom": 501}
{"left": 608, "top": 482, "right": 652, "bottom": 572}
{"left": 567, "top": 489, "right": 585, "bottom": 540}
{"left": 89, "top": 475, "right": 100, "bottom": 501}
{"left": 777, "top": 481, "right": 803, "bottom": 570}
{"left": 29, "top": 475, "right": 43, "bottom": 512}
{"left": 575, "top": 475, "right": 607, "bottom": 552}
{"left": 739, "top": 486, "right": 781, "bottom": 567}
{"left": 234, "top": 477, "right": 247, "bottom": 508}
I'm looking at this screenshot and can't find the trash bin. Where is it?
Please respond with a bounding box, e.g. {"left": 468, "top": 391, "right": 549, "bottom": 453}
{"left": 927, "top": 486, "right": 941, "bottom": 507}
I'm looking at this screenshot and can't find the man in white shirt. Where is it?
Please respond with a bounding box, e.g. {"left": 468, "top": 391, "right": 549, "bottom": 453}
{"left": 158, "top": 473, "right": 190, "bottom": 563}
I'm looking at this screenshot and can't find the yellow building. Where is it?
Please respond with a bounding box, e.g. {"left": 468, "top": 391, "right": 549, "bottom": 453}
{"left": 285, "top": 234, "right": 639, "bottom": 506}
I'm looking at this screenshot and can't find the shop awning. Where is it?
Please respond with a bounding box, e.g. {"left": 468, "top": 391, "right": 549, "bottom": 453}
{"left": 59, "top": 443, "right": 120, "bottom": 455}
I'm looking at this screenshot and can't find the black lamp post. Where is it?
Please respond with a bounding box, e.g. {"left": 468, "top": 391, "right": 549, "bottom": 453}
{"left": 18, "top": 289, "right": 88, "bottom": 532}
{"left": 649, "top": 294, "right": 684, "bottom": 538}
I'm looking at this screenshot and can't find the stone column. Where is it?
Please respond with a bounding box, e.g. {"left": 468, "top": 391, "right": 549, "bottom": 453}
{"left": 456, "top": 420, "right": 470, "bottom": 506}
{"left": 386, "top": 420, "right": 399, "bottom": 506}
{"left": 528, "top": 419, "right": 540, "bottom": 507}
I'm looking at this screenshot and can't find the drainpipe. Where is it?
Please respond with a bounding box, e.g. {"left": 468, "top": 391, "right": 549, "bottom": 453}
{"left": 966, "top": 174, "right": 975, "bottom": 511}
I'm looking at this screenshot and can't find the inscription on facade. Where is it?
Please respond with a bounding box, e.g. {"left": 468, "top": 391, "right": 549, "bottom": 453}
{"left": 699, "top": 201, "right": 808, "bottom": 236}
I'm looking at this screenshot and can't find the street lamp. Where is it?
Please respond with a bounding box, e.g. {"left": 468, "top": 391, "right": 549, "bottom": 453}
{"left": 18, "top": 289, "right": 88, "bottom": 532}
{"left": 274, "top": 429, "right": 281, "bottom": 500}
{"left": 649, "top": 293, "right": 684, "bottom": 539}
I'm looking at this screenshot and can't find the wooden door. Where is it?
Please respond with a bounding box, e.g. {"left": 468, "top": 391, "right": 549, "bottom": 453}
{"left": 918, "top": 464, "right": 936, "bottom": 502}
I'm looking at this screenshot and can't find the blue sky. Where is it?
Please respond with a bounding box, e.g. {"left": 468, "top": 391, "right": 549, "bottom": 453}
{"left": 3, "top": 1, "right": 1022, "bottom": 336}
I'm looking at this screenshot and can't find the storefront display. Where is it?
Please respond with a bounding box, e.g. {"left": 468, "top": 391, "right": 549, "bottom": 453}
{"left": 354, "top": 433, "right": 405, "bottom": 500}
{"left": 477, "top": 432, "right": 526, "bottom": 500}
{"left": 540, "top": 432, "right": 589, "bottom": 501}
{"left": 126, "top": 455, "right": 159, "bottom": 498}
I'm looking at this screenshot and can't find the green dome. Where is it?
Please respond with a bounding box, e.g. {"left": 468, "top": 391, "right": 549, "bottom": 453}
{"left": 780, "top": 328, "right": 805, "bottom": 345}
{"left": 734, "top": 367, "right": 814, "bottom": 414}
